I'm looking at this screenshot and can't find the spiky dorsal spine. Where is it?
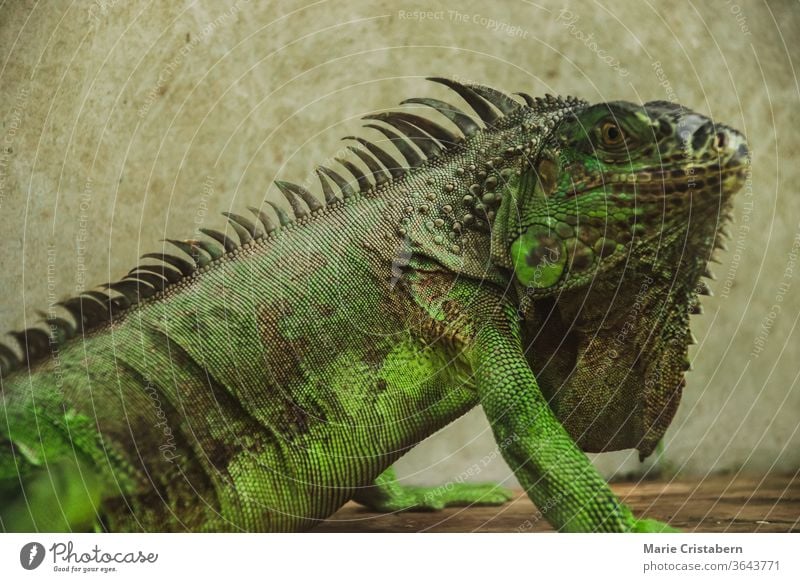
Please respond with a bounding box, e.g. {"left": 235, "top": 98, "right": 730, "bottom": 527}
{"left": 0, "top": 78, "right": 579, "bottom": 378}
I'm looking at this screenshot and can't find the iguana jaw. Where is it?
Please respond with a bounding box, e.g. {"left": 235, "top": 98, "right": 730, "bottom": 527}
{"left": 569, "top": 162, "right": 749, "bottom": 197}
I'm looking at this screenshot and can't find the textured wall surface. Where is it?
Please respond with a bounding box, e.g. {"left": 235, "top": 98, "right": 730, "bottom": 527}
{"left": 1, "top": 0, "right": 797, "bottom": 486}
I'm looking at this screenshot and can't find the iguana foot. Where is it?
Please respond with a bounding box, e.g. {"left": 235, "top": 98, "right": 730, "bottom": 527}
{"left": 403, "top": 482, "right": 514, "bottom": 511}
{"left": 353, "top": 466, "right": 514, "bottom": 512}
{"left": 631, "top": 518, "right": 681, "bottom": 533}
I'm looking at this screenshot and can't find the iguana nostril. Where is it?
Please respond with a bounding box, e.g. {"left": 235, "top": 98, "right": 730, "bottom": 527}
{"left": 692, "top": 123, "right": 713, "bottom": 152}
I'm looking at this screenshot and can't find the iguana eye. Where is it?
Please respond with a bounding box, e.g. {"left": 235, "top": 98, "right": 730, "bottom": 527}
{"left": 599, "top": 121, "right": 625, "bottom": 146}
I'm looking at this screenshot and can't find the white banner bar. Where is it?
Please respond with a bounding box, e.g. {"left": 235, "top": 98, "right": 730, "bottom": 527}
{"left": 1, "top": 533, "right": 797, "bottom": 581}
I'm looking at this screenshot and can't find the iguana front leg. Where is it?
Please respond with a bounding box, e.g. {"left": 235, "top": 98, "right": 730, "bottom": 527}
{"left": 472, "top": 301, "right": 677, "bottom": 533}
{"left": 353, "top": 466, "right": 513, "bottom": 512}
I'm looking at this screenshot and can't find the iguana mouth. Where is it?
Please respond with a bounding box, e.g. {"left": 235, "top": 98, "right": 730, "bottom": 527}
{"left": 569, "top": 162, "right": 749, "bottom": 197}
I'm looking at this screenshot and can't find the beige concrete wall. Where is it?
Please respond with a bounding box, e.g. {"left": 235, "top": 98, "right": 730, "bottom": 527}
{"left": 1, "top": 0, "right": 797, "bottom": 485}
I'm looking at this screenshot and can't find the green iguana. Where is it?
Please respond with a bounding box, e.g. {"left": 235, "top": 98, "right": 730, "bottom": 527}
{"left": 0, "top": 78, "right": 749, "bottom": 532}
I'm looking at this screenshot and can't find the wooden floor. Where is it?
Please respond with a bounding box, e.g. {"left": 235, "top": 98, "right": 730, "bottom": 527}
{"left": 316, "top": 473, "right": 799, "bottom": 533}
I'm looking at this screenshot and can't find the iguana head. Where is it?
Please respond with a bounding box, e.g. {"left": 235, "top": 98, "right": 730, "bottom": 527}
{"left": 498, "top": 100, "right": 749, "bottom": 459}
{"left": 505, "top": 100, "right": 749, "bottom": 292}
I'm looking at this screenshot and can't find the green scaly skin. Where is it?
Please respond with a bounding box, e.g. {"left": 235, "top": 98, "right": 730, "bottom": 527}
{"left": 0, "top": 81, "right": 748, "bottom": 532}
